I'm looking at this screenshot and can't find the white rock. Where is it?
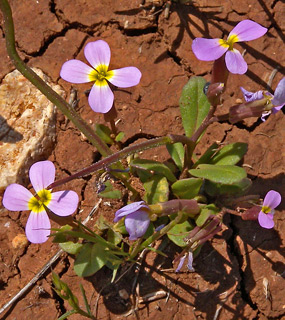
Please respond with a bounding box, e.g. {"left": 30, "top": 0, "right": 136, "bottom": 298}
{"left": 0, "top": 68, "right": 65, "bottom": 194}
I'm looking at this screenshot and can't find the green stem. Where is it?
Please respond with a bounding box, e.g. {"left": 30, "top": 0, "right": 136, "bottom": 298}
{"left": 184, "top": 105, "right": 216, "bottom": 169}
{"left": 129, "top": 211, "right": 185, "bottom": 259}
{"left": 0, "top": 0, "right": 112, "bottom": 157}
{"left": 48, "top": 134, "right": 192, "bottom": 189}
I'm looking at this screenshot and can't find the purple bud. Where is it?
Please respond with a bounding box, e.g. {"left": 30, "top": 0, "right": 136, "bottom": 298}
{"left": 241, "top": 206, "right": 260, "bottom": 220}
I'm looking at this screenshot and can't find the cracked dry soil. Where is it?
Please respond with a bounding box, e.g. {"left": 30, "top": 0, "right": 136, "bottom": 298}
{"left": 0, "top": 0, "right": 284, "bottom": 319}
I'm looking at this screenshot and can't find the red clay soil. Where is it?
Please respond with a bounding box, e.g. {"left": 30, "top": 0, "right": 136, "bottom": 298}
{"left": 0, "top": 0, "right": 284, "bottom": 319}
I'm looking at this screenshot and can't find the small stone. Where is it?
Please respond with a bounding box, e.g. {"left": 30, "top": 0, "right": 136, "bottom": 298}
{"left": 0, "top": 68, "right": 65, "bottom": 194}
{"left": 12, "top": 234, "right": 29, "bottom": 249}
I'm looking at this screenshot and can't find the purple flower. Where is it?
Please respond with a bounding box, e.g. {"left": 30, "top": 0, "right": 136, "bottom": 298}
{"left": 192, "top": 20, "right": 267, "bottom": 74}
{"left": 241, "top": 78, "right": 285, "bottom": 121}
{"left": 114, "top": 201, "right": 150, "bottom": 240}
{"left": 258, "top": 190, "right": 281, "bottom": 229}
{"left": 175, "top": 252, "right": 195, "bottom": 273}
{"left": 2, "top": 161, "right": 79, "bottom": 244}
{"left": 60, "top": 40, "right": 142, "bottom": 113}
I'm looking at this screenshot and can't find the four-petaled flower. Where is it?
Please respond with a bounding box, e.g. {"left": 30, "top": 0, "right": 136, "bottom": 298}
{"left": 258, "top": 190, "right": 281, "bottom": 229}
{"left": 241, "top": 77, "right": 285, "bottom": 121}
{"left": 192, "top": 20, "right": 267, "bottom": 74}
{"left": 60, "top": 40, "right": 142, "bottom": 113}
{"left": 2, "top": 161, "right": 79, "bottom": 243}
{"left": 114, "top": 201, "right": 150, "bottom": 240}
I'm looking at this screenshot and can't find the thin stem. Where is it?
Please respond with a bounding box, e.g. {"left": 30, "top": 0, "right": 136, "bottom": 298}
{"left": 190, "top": 106, "right": 216, "bottom": 144}
{"left": 129, "top": 211, "right": 185, "bottom": 259}
{"left": 48, "top": 134, "right": 190, "bottom": 189}
{"left": 0, "top": 0, "right": 111, "bottom": 157}
{"left": 183, "top": 106, "right": 216, "bottom": 169}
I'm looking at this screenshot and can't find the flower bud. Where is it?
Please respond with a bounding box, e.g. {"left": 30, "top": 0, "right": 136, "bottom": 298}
{"left": 209, "top": 55, "right": 229, "bottom": 105}
{"left": 229, "top": 98, "right": 268, "bottom": 123}
{"left": 150, "top": 199, "right": 200, "bottom": 217}
{"left": 241, "top": 205, "right": 260, "bottom": 220}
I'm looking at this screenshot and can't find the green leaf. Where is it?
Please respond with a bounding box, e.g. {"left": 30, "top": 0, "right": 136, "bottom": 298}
{"left": 94, "top": 123, "right": 113, "bottom": 144}
{"left": 204, "top": 178, "right": 252, "bottom": 196}
{"left": 167, "top": 220, "right": 194, "bottom": 247}
{"left": 143, "top": 176, "right": 169, "bottom": 204}
{"left": 59, "top": 241, "right": 83, "bottom": 255}
{"left": 166, "top": 142, "right": 185, "bottom": 171}
{"left": 96, "top": 214, "right": 110, "bottom": 231}
{"left": 52, "top": 225, "right": 73, "bottom": 243}
{"left": 57, "top": 310, "right": 77, "bottom": 320}
{"left": 107, "top": 228, "right": 122, "bottom": 245}
{"left": 74, "top": 243, "right": 108, "bottom": 277}
{"left": 189, "top": 164, "right": 247, "bottom": 184}
{"left": 98, "top": 180, "right": 122, "bottom": 199}
{"left": 171, "top": 178, "right": 203, "bottom": 199}
{"left": 179, "top": 76, "right": 211, "bottom": 138}
{"left": 115, "top": 131, "right": 125, "bottom": 142}
{"left": 195, "top": 204, "right": 220, "bottom": 227}
{"left": 209, "top": 142, "right": 248, "bottom": 165}
{"left": 193, "top": 142, "right": 219, "bottom": 168}
{"left": 131, "top": 158, "right": 177, "bottom": 183}
{"left": 79, "top": 284, "right": 92, "bottom": 316}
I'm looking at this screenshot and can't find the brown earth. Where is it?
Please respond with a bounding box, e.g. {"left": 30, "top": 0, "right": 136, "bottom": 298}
{"left": 0, "top": 0, "right": 284, "bottom": 319}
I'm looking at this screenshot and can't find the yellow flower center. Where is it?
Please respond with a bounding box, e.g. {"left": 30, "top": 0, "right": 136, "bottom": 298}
{"left": 88, "top": 64, "right": 114, "bottom": 87}
{"left": 28, "top": 189, "right": 52, "bottom": 213}
{"left": 263, "top": 93, "right": 274, "bottom": 111}
{"left": 219, "top": 34, "right": 239, "bottom": 51}
{"left": 261, "top": 205, "right": 271, "bottom": 214}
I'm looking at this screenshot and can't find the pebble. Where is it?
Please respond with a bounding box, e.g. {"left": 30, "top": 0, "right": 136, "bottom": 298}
{"left": 0, "top": 68, "right": 65, "bottom": 194}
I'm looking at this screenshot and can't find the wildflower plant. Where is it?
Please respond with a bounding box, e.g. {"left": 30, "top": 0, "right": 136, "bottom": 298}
{"left": 0, "top": 0, "right": 283, "bottom": 317}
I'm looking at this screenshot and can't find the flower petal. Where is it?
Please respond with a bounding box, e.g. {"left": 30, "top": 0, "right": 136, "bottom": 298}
{"left": 272, "top": 105, "right": 284, "bottom": 114}
{"left": 192, "top": 38, "right": 228, "bottom": 61}
{"left": 108, "top": 67, "right": 142, "bottom": 88}
{"left": 272, "top": 78, "right": 285, "bottom": 106}
{"left": 125, "top": 210, "right": 150, "bottom": 240}
{"left": 263, "top": 190, "right": 281, "bottom": 209}
{"left": 240, "top": 87, "right": 264, "bottom": 102}
{"left": 2, "top": 184, "right": 32, "bottom": 211}
{"left": 114, "top": 201, "right": 148, "bottom": 222}
{"left": 187, "top": 252, "right": 195, "bottom": 272}
{"left": 60, "top": 60, "right": 93, "bottom": 83}
{"left": 84, "top": 40, "right": 111, "bottom": 70}
{"left": 175, "top": 255, "right": 186, "bottom": 273}
{"left": 26, "top": 210, "right": 51, "bottom": 243}
{"left": 29, "top": 161, "right": 55, "bottom": 192}
{"left": 47, "top": 190, "right": 79, "bottom": 216}
{"left": 229, "top": 20, "right": 267, "bottom": 42}
{"left": 258, "top": 211, "right": 274, "bottom": 229}
{"left": 88, "top": 82, "right": 114, "bottom": 113}
{"left": 225, "top": 49, "right": 247, "bottom": 74}
{"left": 261, "top": 111, "right": 271, "bottom": 122}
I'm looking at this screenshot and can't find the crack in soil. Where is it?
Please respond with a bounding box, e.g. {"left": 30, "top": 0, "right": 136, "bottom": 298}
{"left": 227, "top": 216, "right": 257, "bottom": 312}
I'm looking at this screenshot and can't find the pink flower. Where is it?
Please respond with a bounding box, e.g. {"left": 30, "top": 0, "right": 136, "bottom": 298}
{"left": 192, "top": 20, "right": 267, "bottom": 74}
{"left": 60, "top": 40, "right": 142, "bottom": 113}
{"left": 2, "top": 161, "right": 79, "bottom": 243}
{"left": 258, "top": 190, "right": 281, "bottom": 229}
